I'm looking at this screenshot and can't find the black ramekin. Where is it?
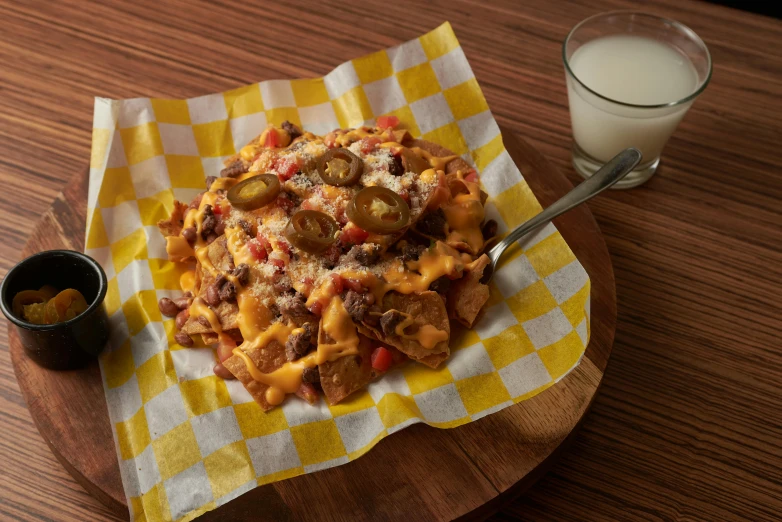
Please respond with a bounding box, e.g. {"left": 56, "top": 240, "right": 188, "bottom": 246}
{"left": 0, "top": 250, "right": 110, "bottom": 370}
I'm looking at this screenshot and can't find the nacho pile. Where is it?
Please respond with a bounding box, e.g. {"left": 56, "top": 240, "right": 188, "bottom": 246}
{"left": 157, "top": 119, "right": 496, "bottom": 411}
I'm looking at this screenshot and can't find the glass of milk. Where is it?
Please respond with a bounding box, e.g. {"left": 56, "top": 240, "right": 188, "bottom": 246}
{"left": 563, "top": 12, "right": 712, "bottom": 188}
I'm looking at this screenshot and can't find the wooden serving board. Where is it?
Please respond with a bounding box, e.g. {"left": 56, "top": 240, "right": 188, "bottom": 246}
{"left": 9, "top": 130, "right": 616, "bottom": 521}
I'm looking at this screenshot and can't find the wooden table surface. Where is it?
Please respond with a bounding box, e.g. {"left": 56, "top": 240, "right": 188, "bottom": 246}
{"left": 1, "top": 0, "right": 779, "bottom": 520}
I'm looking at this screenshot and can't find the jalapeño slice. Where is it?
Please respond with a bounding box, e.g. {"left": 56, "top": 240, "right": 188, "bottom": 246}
{"left": 317, "top": 148, "right": 363, "bottom": 186}
{"left": 47, "top": 289, "right": 89, "bottom": 323}
{"left": 346, "top": 186, "right": 410, "bottom": 234}
{"left": 227, "top": 174, "right": 280, "bottom": 211}
{"left": 284, "top": 210, "right": 339, "bottom": 254}
{"left": 12, "top": 290, "right": 48, "bottom": 318}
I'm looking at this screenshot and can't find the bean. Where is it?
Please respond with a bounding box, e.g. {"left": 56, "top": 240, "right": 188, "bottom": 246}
{"left": 182, "top": 227, "right": 197, "bottom": 244}
{"left": 174, "top": 332, "right": 194, "bottom": 347}
{"left": 205, "top": 282, "right": 221, "bottom": 306}
{"left": 482, "top": 219, "right": 498, "bottom": 239}
{"left": 175, "top": 309, "right": 189, "bottom": 330}
{"left": 172, "top": 296, "right": 191, "bottom": 309}
{"left": 158, "top": 297, "right": 179, "bottom": 317}
{"left": 213, "top": 363, "right": 235, "bottom": 379}
{"left": 217, "top": 339, "right": 236, "bottom": 362}
{"left": 205, "top": 175, "right": 217, "bottom": 190}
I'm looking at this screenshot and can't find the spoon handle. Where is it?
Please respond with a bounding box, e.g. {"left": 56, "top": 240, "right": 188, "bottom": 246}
{"left": 487, "top": 148, "right": 642, "bottom": 265}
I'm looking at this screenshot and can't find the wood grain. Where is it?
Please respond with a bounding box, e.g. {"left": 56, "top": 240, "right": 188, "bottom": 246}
{"left": 8, "top": 131, "right": 616, "bottom": 521}
{"left": 0, "top": 0, "right": 780, "bottom": 521}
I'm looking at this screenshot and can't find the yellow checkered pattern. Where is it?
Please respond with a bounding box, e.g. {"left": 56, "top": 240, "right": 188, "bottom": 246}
{"left": 88, "top": 22, "right": 590, "bottom": 522}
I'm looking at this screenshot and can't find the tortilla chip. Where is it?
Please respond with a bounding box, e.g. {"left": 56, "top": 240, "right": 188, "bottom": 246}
{"left": 407, "top": 139, "right": 472, "bottom": 175}
{"left": 223, "top": 340, "right": 287, "bottom": 412}
{"left": 205, "top": 235, "right": 235, "bottom": 271}
{"left": 359, "top": 291, "right": 450, "bottom": 368}
{"left": 181, "top": 237, "right": 243, "bottom": 334}
{"left": 200, "top": 329, "right": 243, "bottom": 345}
{"left": 391, "top": 128, "right": 411, "bottom": 144}
{"left": 447, "top": 254, "right": 491, "bottom": 327}
{"left": 181, "top": 299, "right": 240, "bottom": 334}
{"left": 156, "top": 200, "right": 189, "bottom": 237}
{"left": 318, "top": 329, "right": 374, "bottom": 405}
{"left": 417, "top": 351, "right": 449, "bottom": 369}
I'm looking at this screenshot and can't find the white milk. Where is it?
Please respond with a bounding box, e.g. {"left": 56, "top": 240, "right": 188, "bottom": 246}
{"left": 566, "top": 35, "right": 699, "bottom": 163}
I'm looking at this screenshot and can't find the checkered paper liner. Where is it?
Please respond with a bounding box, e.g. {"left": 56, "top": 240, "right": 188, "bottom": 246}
{"left": 86, "top": 22, "right": 590, "bottom": 522}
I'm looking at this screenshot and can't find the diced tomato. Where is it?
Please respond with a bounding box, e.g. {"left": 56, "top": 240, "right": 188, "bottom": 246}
{"left": 275, "top": 156, "right": 300, "bottom": 181}
{"left": 335, "top": 207, "right": 349, "bottom": 226}
{"left": 212, "top": 204, "right": 222, "bottom": 215}
{"left": 263, "top": 128, "right": 280, "bottom": 148}
{"left": 339, "top": 224, "right": 369, "bottom": 247}
{"left": 343, "top": 278, "right": 365, "bottom": 293}
{"left": 360, "top": 136, "right": 383, "bottom": 154}
{"left": 213, "top": 363, "right": 235, "bottom": 379}
{"left": 276, "top": 240, "right": 291, "bottom": 255}
{"left": 464, "top": 170, "right": 478, "bottom": 183}
{"left": 376, "top": 115, "right": 399, "bottom": 130}
{"left": 269, "top": 250, "right": 289, "bottom": 269}
{"left": 398, "top": 188, "right": 410, "bottom": 201}
{"left": 308, "top": 300, "right": 323, "bottom": 316}
{"left": 300, "top": 198, "right": 315, "bottom": 211}
{"left": 256, "top": 234, "right": 271, "bottom": 251}
{"left": 371, "top": 347, "right": 393, "bottom": 372}
{"left": 329, "top": 273, "right": 344, "bottom": 294}
{"left": 324, "top": 132, "right": 337, "bottom": 148}
{"left": 248, "top": 240, "right": 267, "bottom": 261}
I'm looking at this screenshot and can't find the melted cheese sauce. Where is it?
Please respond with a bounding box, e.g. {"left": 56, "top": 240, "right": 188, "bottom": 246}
{"left": 224, "top": 227, "right": 256, "bottom": 268}
{"left": 384, "top": 249, "right": 463, "bottom": 295}
{"left": 393, "top": 312, "right": 448, "bottom": 349}
{"left": 166, "top": 236, "right": 194, "bottom": 260}
{"left": 180, "top": 270, "right": 196, "bottom": 294}
{"left": 210, "top": 177, "right": 237, "bottom": 192}
{"left": 317, "top": 295, "right": 360, "bottom": 359}
{"left": 172, "top": 123, "right": 488, "bottom": 407}
{"left": 230, "top": 296, "right": 360, "bottom": 405}
{"left": 409, "top": 147, "right": 457, "bottom": 171}
{"left": 443, "top": 174, "right": 485, "bottom": 253}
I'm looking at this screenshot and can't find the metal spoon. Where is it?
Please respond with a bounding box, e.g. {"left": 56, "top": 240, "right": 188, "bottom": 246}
{"left": 482, "top": 148, "right": 642, "bottom": 283}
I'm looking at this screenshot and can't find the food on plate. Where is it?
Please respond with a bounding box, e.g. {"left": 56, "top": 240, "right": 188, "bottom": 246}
{"left": 157, "top": 118, "right": 498, "bottom": 410}
{"left": 13, "top": 286, "right": 89, "bottom": 324}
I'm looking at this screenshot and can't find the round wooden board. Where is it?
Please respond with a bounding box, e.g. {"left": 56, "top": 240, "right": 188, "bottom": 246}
{"left": 9, "top": 129, "right": 616, "bottom": 521}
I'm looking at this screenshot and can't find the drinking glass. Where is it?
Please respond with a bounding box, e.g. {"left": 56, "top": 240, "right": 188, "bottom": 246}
{"left": 563, "top": 12, "right": 712, "bottom": 188}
